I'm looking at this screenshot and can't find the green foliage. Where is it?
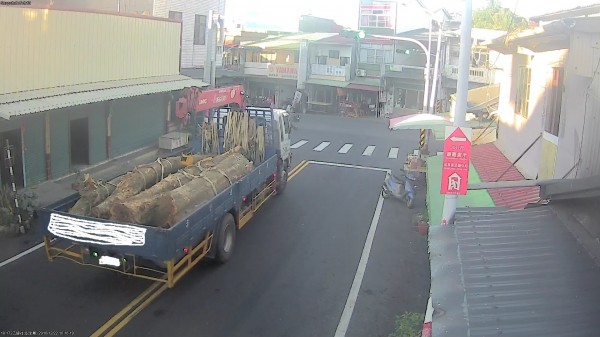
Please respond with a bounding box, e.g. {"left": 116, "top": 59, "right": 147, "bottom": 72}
{"left": 417, "top": 207, "right": 429, "bottom": 223}
{"left": 473, "top": 0, "right": 528, "bottom": 32}
{"left": 0, "top": 186, "right": 38, "bottom": 229}
{"left": 389, "top": 312, "right": 425, "bottom": 337}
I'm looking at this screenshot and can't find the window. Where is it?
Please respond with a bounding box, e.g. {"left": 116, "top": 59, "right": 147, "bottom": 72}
{"left": 359, "top": 6, "right": 393, "bottom": 29}
{"left": 168, "top": 11, "right": 182, "bottom": 21}
{"left": 340, "top": 57, "right": 350, "bottom": 66}
{"left": 317, "top": 56, "right": 327, "bottom": 65}
{"left": 545, "top": 68, "right": 564, "bottom": 136}
{"left": 516, "top": 67, "right": 531, "bottom": 118}
{"left": 359, "top": 47, "right": 392, "bottom": 64}
{"left": 328, "top": 50, "right": 340, "bottom": 59}
{"left": 194, "top": 15, "right": 206, "bottom": 45}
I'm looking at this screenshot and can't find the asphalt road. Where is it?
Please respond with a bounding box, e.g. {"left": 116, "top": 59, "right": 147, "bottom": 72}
{"left": 0, "top": 113, "right": 431, "bottom": 337}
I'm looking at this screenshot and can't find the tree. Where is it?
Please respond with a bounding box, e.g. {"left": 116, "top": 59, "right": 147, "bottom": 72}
{"left": 473, "top": 0, "right": 529, "bottom": 32}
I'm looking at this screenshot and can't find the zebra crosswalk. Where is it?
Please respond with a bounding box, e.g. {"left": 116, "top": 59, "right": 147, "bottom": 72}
{"left": 291, "top": 140, "right": 403, "bottom": 159}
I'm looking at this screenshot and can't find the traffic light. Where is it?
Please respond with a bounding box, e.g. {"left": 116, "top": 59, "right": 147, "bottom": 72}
{"left": 340, "top": 29, "right": 366, "bottom": 40}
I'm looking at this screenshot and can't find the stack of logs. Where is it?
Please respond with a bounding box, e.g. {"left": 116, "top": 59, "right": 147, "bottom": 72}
{"left": 69, "top": 146, "right": 253, "bottom": 228}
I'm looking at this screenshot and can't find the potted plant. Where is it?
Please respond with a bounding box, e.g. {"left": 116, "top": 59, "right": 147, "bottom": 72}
{"left": 416, "top": 209, "right": 429, "bottom": 236}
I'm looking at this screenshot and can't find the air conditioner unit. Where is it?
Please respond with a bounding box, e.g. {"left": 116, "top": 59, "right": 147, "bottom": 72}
{"left": 356, "top": 69, "right": 367, "bottom": 77}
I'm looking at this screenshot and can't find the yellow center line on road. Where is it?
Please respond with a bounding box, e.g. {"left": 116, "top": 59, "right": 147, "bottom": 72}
{"left": 288, "top": 160, "right": 308, "bottom": 176}
{"left": 104, "top": 283, "right": 169, "bottom": 337}
{"left": 91, "top": 281, "right": 164, "bottom": 337}
{"left": 91, "top": 160, "right": 311, "bottom": 337}
{"left": 289, "top": 160, "right": 310, "bottom": 181}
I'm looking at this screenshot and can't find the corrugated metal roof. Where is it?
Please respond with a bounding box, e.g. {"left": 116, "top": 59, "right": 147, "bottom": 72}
{"left": 471, "top": 142, "right": 540, "bottom": 209}
{"left": 0, "top": 75, "right": 207, "bottom": 120}
{"left": 430, "top": 206, "right": 600, "bottom": 337}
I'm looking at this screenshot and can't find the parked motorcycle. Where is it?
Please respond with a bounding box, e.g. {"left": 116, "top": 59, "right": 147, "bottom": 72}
{"left": 381, "top": 170, "right": 416, "bottom": 209}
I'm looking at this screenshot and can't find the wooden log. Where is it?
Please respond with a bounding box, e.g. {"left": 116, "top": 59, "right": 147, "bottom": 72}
{"left": 90, "top": 156, "right": 185, "bottom": 219}
{"left": 113, "top": 153, "right": 252, "bottom": 227}
{"left": 109, "top": 147, "right": 246, "bottom": 223}
{"left": 68, "top": 175, "right": 126, "bottom": 216}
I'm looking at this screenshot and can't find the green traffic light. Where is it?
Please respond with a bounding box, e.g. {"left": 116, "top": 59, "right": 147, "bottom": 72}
{"left": 357, "top": 30, "right": 366, "bottom": 39}
{"left": 91, "top": 251, "right": 98, "bottom": 258}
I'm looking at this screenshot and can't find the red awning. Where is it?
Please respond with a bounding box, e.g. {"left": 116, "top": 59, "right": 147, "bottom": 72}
{"left": 347, "top": 84, "right": 380, "bottom": 92}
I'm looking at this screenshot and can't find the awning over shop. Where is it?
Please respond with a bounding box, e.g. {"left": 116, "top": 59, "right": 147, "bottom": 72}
{"left": 0, "top": 75, "right": 208, "bottom": 120}
{"left": 450, "top": 84, "right": 500, "bottom": 114}
{"left": 347, "top": 84, "right": 380, "bottom": 91}
{"left": 305, "top": 79, "right": 350, "bottom": 88}
{"left": 389, "top": 113, "right": 452, "bottom": 130}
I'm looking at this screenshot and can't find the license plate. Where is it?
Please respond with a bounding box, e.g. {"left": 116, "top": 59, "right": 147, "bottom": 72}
{"left": 99, "top": 256, "right": 121, "bottom": 267}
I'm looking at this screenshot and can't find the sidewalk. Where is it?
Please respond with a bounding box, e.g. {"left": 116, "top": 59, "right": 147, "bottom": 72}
{"left": 0, "top": 146, "right": 167, "bottom": 263}
{"left": 32, "top": 146, "right": 163, "bottom": 208}
{"left": 426, "top": 154, "right": 496, "bottom": 226}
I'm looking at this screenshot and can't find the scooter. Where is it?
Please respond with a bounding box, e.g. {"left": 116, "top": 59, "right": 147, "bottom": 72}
{"left": 381, "top": 170, "right": 417, "bottom": 209}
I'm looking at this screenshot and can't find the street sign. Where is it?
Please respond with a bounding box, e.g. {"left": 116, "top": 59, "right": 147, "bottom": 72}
{"left": 441, "top": 126, "right": 472, "bottom": 195}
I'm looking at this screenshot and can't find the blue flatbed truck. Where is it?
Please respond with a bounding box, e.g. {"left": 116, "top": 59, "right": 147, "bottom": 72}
{"left": 39, "top": 107, "right": 292, "bottom": 288}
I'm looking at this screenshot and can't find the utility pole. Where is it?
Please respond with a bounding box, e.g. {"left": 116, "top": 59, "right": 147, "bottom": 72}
{"left": 440, "top": 0, "right": 471, "bottom": 225}
{"left": 203, "top": 10, "right": 217, "bottom": 87}
{"left": 429, "top": 18, "right": 443, "bottom": 114}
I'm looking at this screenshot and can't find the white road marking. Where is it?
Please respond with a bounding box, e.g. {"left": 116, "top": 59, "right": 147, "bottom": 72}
{"left": 334, "top": 192, "right": 385, "bottom": 337}
{"left": 0, "top": 242, "right": 44, "bottom": 268}
{"left": 309, "top": 161, "right": 390, "bottom": 173}
{"left": 313, "top": 141, "right": 331, "bottom": 152}
{"left": 388, "top": 147, "right": 399, "bottom": 159}
{"left": 338, "top": 144, "right": 353, "bottom": 154}
{"left": 362, "top": 146, "right": 376, "bottom": 156}
{"left": 291, "top": 140, "right": 308, "bottom": 149}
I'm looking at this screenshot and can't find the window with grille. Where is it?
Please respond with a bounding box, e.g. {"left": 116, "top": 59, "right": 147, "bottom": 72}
{"left": 544, "top": 68, "right": 563, "bottom": 136}
{"left": 194, "top": 15, "right": 206, "bottom": 45}
{"left": 168, "top": 11, "right": 182, "bottom": 21}
{"left": 516, "top": 67, "right": 531, "bottom": 118}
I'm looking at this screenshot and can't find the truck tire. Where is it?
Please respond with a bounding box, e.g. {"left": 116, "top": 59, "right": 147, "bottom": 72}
{"left": 215, "top": 213, "right": 236, "bottom": 264}
{"left": 275, "top": 163, "right": 288, "bottom": 195}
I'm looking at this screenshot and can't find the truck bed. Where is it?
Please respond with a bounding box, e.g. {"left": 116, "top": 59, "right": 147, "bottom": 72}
{"left": 39, "top": 154, "right": 278, "bottom": 264}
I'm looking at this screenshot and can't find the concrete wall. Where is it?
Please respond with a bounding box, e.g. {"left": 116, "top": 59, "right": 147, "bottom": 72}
{"left": 0, "top": 6, "right": 181, "bottom": 95}
{"left": 555, "top": 32, "right": 600, "bottom": 178}
{"left": 309, "top": 44, "right": 353, "bottom": 65}
{"left": 496, "top": 50, "right": 567, "bottom": 179}
{"left": 153, "top": 0, "right": 225, "bottom": 69}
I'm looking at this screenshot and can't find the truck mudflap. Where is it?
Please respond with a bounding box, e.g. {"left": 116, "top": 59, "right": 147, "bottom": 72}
{"left": 44, "top": 231, "right": 213, "bottom": 288}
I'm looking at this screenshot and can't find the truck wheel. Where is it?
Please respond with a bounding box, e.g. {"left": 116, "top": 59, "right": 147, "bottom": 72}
{"left": 215, "top": 213, "right": 236, "bottom": 264}
{"left": 276, "top": 166, "right": 288, "bottom": 195}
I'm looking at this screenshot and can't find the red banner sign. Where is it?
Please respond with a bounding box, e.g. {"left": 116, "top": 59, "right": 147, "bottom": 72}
{"left": 440, "top": 127, "right": 472, "bottom": 195}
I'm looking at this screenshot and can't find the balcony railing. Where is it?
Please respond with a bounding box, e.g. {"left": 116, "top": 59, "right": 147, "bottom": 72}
{"left": 444, "top": 65, "right": 496, "bottom": 84}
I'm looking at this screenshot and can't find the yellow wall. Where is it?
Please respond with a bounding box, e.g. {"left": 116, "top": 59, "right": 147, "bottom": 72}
{"left": 539, "top": 136, "right": 558, "bottom": 179}
{"left": 0, "top": 7, "right": 181, "bottom": 95}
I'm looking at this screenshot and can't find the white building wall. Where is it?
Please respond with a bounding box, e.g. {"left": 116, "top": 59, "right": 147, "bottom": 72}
{"left": 555, "top": 32, "right": 600, "bottom": 178}
{"left": 496, "top": 51, "right": 565, "bottom": 179}
{"left": 310, "top": 44, "right": 353, "bottom": 63}
{"left": 153, "top": 0, "right": 225, "bottom": 69}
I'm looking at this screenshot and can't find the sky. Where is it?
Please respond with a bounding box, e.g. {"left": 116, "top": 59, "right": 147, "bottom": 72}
{"left": 224, "top": 0, "right": 600, "bottom": 32}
